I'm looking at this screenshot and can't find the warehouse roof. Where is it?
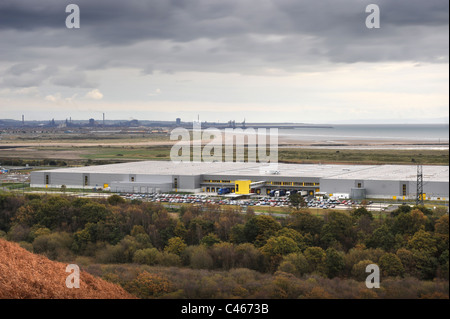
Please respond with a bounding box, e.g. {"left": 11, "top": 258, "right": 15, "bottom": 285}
{"left": 36, "top": 161, "right": 449, "bottom": 182}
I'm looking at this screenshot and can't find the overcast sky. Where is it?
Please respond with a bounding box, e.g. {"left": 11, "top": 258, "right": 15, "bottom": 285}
{"left": 0, "top": 0, "right": 448, "bottom": 123}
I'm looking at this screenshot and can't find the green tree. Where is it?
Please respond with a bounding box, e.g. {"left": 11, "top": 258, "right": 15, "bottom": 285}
{"left": 235, "top": 243, "right": 264, "bottom": 271}
{"left": 278, "top": 252, "right": 310, "bottom": 277}
{"left": 185, "top": 217, "right": 215, "bottom": 245}
{"left": 173, "top": 220, "right": 187, "bottom": 239}
{"left": 243, "top": 215, "right": 281, "bottom": 247}
{"left": 303, "top": 246, "right": 327, "bottom": 274}
{"left": 288, "top": 192, "right": 306, "bottom": 210}
{"left": 365, "top": 224, "right": 396, "bottom": 251}
{"left": 392, "top": 209, "right": 427, "bottom": 235}
{"left": 435, "top": 215, "right": 449, "bottom": 251}
{"left": 28, "top": 196, "right": 72, "bottom": 230}
{"left": 72, "top": 226, "right": 92, "bottom": 253}
{"left": 435, "top": 215, "right": 449, "bottom": 236}
{"left": 201, "top": 233, "right": 221, "bottom": 247}
{"left": 275, "top": 228, "right": 309, "bottom": 251}
{"left": 351, "top": 207, "right": 373, "bottom": 220}
{"left": 261, "top": 236, "right": 300, "bottom": 271}
{"left": 408, "top": 229, "right": 439, "bottom": 279}
{"left": 321, "top": 211, "right": 356, "bottom": 250}
{"left": 391, "top": 204, "right": 412, "bottom": 217}
{"left": 29, "top": 226, "right": 52, "bottom": 241}
{"left": 438, "top": 250, "right": 449, "bottom": 280}
{"left": 125, "top": 271, "right": 173, "bottom": 298}
{"left": 184, "top": 245, "right": 214, "bottom": 269}
{"left": 156, "top": 251, "right": 181, "bottom": 267}
{"left": 6, "top": 223, "right": 31, "bottom": 242}
{"left": 79, "top": 202, "right": 111, "bottom": 225}
{"left": 164, "top": 236, "right": 187, "bottom": 256}
{"left": 107, "top": 194, "right": 125, "bottom": 205}
{"left": 32, "top": 231, "right": 73, "bottom": 261}
{"left": 408, "top": 229, "right": 438, "bottom": 256}
{"left": 351, "top": 259, "right": 375, "bottom": 281}
{"left": 133, "top": 248, "right": 160, "bottom": 265}
{"left": 379, "top": 253, "right": 404, "bottom": 277}
{"left": 325, "top": 248, "right": 345, "bottom": 278}
{"left": 210, "top": 242, "right": 236, "bottom": 270}
{"left": 287, "top": 210, "right": 323, "bottom": 237}
{"left": 229, "top": 224, "right": 246, "bottom": 244}
{"left": 396, "top": 248, "right": 417, "bottom": 277}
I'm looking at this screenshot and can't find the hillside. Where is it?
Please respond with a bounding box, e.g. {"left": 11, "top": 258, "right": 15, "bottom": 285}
{"left": 0, "top": 239, "right": 135, "bottom": 299}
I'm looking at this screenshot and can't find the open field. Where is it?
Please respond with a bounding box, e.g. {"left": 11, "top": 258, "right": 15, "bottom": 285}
{"left": 1, "top": 144, "right": 448, "bottom": 166}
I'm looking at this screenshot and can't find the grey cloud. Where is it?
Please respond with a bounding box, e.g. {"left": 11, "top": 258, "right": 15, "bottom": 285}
{"left": 2, "top": 62, "right": 95, "bottom": 88}
{"left": 2, "top": 64, "right": 57, "bottom": 87}
{"left": 50, "top": 70, "right": 97, "bottom": 88}
{"left": 0, "top": 0, "right": 447, "bottom": 83}
{"left": 7, "top": 62, "right": 40, "bottom": 75}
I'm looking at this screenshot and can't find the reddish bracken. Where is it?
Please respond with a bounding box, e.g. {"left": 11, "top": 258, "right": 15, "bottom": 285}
{"left": 0, "top": 239, "right": 136, "bottom": 299}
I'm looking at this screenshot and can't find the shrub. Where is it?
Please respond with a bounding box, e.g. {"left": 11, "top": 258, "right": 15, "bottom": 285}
{"left": 125, "top": 271, "right": 173, "bottom": 298}
{"left": 379, "top": 253, "right": 405, "bottom": 277}
{"left": 133, "top": 248, "right": 160, "bottom": 266}
{"left": 185, "top": 245, "right": 214, "bottom": 269}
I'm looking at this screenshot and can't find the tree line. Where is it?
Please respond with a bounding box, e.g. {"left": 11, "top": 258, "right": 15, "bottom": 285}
{"left": 0, "top": 193, "right": 448, "bottom": 291}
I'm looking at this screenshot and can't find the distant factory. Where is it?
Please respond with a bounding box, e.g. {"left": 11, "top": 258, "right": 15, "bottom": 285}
{"left": 30, "top": 161, "right": 449, "bottom": 201}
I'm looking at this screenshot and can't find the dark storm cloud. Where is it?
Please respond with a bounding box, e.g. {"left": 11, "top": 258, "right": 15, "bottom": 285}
{"left": 1, "top": 0, "right": 447, "bottom": 38}
{"left": 0, "top": 0, "right": 447, "bottom": 81}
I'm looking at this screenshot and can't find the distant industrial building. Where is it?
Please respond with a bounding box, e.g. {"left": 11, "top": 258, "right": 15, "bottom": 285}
{"left": 30, "top": 161, "right": 449, "bottom": 200}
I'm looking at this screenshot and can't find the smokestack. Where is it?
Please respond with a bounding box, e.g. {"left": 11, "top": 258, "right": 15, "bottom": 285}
{"left": 103, "top": 113, "right": 105, "bottom": 126}
{"left": 22, "top": 115, "right": 24, "bottom": 126}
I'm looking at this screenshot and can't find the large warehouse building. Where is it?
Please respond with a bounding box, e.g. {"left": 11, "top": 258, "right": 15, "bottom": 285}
{"left": 30, "top": 161, "right": 449, "bottom": 200}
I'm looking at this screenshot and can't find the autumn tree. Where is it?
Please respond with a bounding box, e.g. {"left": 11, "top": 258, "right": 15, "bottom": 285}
{"left": 261, "top": 236, "right": 300, "bottom": 271}
{"left": 351, "top": 207, "right": 373, "bottom": 221}
{"left": 235, "top": 243, "right": 264, "bottom": 271}
{"left": 392, "top": 209, "right": 427, "bottom": 236}
{"left": 133, "top": 248, "right": 160, "bottom": 265}
{"left": 275, "top": 228, "right": 309, "bottom": 251}
{"left": 351, "top": 259, "right": 375, "bottom": 281}
{"left": 277, "top": 252, "right": 309, "bottom": 277}
{"left": 408, "top": 229, "right": 439, "bottom": 279}
{"left": 325, "top": 248, "right": 345, "bottom": 278}
{"left": 125, "top": 271, "right": 173, "bottom": 298}
{"left": 243, "top": 215, "right": 281, "bottom": 247}
{"left": 201, "top": 233, "right": 221, "bottom": 247}
{"left": 210, "top": 242, "right": 236, "bottom": 270}
{"left": 303, "top": 246, "right": 327, "bottom": 275}
{"left": 185, "top": 217, "right": 214, "bottom": 245}
{"left": 321, "top": 211, "right": 357, "bottom": 250}
{"left": 396, "top": 248, "right": 417, "bottom": 277}
{"left": 107, "top": 194, "right": 125, "bottom": 205}
{"left": 287, "top": 210, "right": 323, "bottom": 238}
{"left": 379, "top": 253, "right": 404, "bottom": 277}
{"left": 79, "top": 201, "right": 111, "bottom": 225}
{"left": 184, "top": 245, "right": 214, "bottom": 269}
{"left": 164, "top": 236, "right": 187, "bottom": 256}
{"left": 365, "top": 224, "right": 396, "bottom": 252}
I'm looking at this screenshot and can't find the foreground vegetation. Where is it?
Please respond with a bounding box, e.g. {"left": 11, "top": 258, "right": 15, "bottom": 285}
{"left": 0, "top": 193, "right": 448, "bottom": 298}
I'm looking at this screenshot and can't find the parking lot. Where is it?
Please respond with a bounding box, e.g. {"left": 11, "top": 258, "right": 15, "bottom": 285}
{"left": 121, "top": 192, "right": 390, "bottom": 211}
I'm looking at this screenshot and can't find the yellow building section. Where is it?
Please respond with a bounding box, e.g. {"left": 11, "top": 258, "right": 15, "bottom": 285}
{"left": 235, "top": 180, "right": 251, "bottom": 194}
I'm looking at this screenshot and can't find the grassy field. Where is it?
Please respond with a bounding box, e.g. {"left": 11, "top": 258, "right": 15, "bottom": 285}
{"left": 278, "top": 148, "right": 449, "bottom": 165}
{"left": 1, "top": 142, "right": 448, "bottom": 165}
{"left": 79, "top": 146, "right": 171, "bottom": 161}
{"left": 78, "top": 146, "right": 449, "bottom": 165}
